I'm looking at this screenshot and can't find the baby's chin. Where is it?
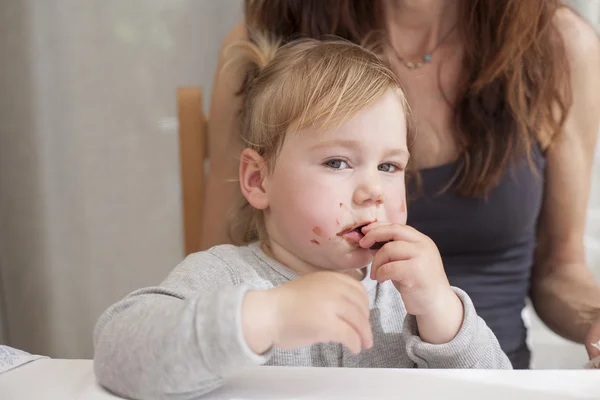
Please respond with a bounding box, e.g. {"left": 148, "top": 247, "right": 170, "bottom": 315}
{"left": 327, "top": 248, "right": 373, "bottom": 271}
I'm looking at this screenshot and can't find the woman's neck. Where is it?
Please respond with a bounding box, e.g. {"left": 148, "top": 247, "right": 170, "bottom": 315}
{"left": 383, "top": 0, "right": 460, "bottom": 58}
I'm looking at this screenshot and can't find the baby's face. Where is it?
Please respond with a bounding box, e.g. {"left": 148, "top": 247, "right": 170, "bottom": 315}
{"left": 262, "top": 90, "right": 409, "bottom": 273}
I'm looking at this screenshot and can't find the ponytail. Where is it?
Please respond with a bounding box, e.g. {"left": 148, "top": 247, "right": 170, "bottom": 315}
{"left": 225, "top": 31, "right": 283, "bottom": 245}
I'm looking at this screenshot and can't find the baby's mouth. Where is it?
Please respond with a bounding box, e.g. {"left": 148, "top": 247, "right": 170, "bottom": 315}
{"left": 337, "top": 221, "right": 389, "bottom": 250}
{"left": 337, "top": 222, "right": 371, "bottom": 243}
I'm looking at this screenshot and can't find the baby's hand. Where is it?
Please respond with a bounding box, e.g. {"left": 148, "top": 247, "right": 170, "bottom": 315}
{"left": 243, "top": 271, "right": 373, "bottom": 355}
{"left": 359, "top": 222, "right": 451, "bottom": 315}
{"left": 359, "top": 222, "right": 464, "bottom": 344}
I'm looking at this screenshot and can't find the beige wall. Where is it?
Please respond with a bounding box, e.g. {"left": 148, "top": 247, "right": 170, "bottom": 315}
{"left": 0, "top": 0, "right": 243, "bottom": 358}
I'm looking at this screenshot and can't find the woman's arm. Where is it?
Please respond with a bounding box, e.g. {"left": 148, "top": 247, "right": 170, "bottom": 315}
{"left": 201, "top": 22, "right": 248, "bottom": 249}
{"left": 531, "top": 8, "right": 600, "bottom": 359}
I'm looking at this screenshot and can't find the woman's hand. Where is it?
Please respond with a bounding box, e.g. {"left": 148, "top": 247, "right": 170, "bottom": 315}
{"left": 359, "top": 222, "right": 464, "bottom": 344}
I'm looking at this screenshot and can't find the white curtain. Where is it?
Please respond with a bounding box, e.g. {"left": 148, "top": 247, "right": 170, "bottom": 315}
{"left": 0, "top": 0, "right": 243, "bottom": 358}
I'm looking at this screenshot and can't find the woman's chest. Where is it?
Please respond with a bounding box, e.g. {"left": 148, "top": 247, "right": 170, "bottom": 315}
{"left": 407, "top": 147, "right": 547, "bottom": 255}
{"left": 394, "top": 64, "right": 463, "bottom": 169}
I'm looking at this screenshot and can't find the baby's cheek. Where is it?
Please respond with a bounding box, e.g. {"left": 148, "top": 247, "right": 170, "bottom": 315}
{"left": 311, "top": 214, "right": 342, "bottom": 242}
{"left": 308, "top": 209, "right": 350, "bottom": 245}
{"left": 388, "top": 198, "right": 408, "bottom": 225}
{"left": 312, "top": 226, "right": 326, "bottom": 237}
{"left": 399, "top": 210, "right": 408, "bottom": 225}
{"left": 400, "top": 199, "right": 408, "bottom": 222}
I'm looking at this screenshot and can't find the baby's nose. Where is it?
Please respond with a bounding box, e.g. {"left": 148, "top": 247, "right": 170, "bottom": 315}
{"left": 353, "top": 183, "right": 384, "bottom": 205}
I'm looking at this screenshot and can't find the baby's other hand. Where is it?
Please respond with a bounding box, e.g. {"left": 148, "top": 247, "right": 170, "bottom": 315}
{"left": 244, "top": 271, "right": 373, "bottom": 354}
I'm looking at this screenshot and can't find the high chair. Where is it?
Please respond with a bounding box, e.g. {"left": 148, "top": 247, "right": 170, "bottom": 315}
{"left": 177, "top": 87, "right": 208, "bottom": 256}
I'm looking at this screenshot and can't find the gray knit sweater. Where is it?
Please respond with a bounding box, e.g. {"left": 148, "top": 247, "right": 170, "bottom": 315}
{"left": 93, "top": 243, "right": 512, "bottom": 400}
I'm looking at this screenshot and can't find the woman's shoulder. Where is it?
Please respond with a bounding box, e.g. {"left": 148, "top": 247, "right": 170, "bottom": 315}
{"left": 552, "top": 7, "right": 600, "bottom": 144}
{"left": 554, "top": 7, "right": 600, "bottom": 65}
{"left": 542, "top": 6, "right": 600, "bottom": 149}
{"left": 220, "top": 20, "right": 249, "bottom": 52}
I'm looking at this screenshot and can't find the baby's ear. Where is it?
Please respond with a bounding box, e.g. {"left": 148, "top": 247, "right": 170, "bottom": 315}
{"left": 239, "top": 148, "right": 269, "bottom": 210}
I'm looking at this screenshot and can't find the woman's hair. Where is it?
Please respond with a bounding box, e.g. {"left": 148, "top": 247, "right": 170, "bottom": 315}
{"left": 226, "top": 35, "right": 408, "bottom": 245}
{"left": 244, "top": 0, "right": 572, "bottom": 197}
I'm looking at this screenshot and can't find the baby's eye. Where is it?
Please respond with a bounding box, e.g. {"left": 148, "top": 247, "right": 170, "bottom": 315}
{"left": 378, "top": 163, "right": 401, "bottom": 173}
{"left": 324, "top": 159, "right": 349, "bottom": 170}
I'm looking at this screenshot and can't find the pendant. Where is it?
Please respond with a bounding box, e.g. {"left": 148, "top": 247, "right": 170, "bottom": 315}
{"left": 402, "top": 53, "right": 433, "bottom": 70}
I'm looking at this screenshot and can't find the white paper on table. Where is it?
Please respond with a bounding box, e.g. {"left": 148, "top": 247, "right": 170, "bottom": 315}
{"left": 0, "top": 345, "right": 48, "bottom": 374}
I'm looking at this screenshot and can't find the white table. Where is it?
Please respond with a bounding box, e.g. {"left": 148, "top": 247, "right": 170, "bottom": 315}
{"left": 0, "top": 359, "right": 598, "bottom": 399}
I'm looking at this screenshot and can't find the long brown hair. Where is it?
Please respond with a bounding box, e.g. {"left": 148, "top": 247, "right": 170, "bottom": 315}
{"left": 244, "top": 0, "right": 572, "bottom": 197}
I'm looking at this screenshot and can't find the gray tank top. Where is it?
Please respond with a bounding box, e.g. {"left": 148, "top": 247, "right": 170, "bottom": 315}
{"left": 407, "top": 145, "right": 546, "bottom": 369}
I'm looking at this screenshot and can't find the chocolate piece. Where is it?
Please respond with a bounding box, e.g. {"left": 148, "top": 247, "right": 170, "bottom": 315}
{"left": 369, "top": 241, "right": 389, "bottom": 250}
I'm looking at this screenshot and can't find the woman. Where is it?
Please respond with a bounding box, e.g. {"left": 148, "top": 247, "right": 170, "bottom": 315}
{"left": 202, "top": 0, "right": 600, "bottom": 368}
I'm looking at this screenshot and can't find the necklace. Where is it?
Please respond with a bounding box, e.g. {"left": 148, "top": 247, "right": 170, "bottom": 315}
{"left": 389, "top": 25, "right": 457, "bottom": 70}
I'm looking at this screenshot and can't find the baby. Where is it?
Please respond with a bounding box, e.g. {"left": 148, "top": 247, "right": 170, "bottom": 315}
{"left": 94, "top": 34, "right": 511, "bottom": 400}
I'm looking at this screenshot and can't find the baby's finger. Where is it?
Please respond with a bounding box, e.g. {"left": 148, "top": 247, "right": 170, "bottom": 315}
{"left": 335, "top": 275, "right": 370, "bottom": 317}
{"left": 337, "top": 300, "right": 373, "bottom": 350}
{"left": 360, "top": 221, "right": 391, "bottom": 234}
{"left": 370, "top": 242, "right": 417, "bottom": 280}
{"left": 331, "top": 319, "right": 364, "bottom": 354}
{"left": 360, "top": 224, "right": 421, "bottom": 249}
{"left": 372, "top": 260, "right": 412, "bottom": 284}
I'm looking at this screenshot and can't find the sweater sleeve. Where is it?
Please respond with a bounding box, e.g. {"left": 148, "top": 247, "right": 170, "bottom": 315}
{"left": 402, "top": 287, "right": 513, "bottom": 369}
{"left": 93, "top": 251, "right": 270, "bottom": 400}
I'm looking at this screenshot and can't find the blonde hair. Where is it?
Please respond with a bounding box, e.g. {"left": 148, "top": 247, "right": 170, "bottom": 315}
{"left": 226, "top": 32, "right": 409, "bottom": 245}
